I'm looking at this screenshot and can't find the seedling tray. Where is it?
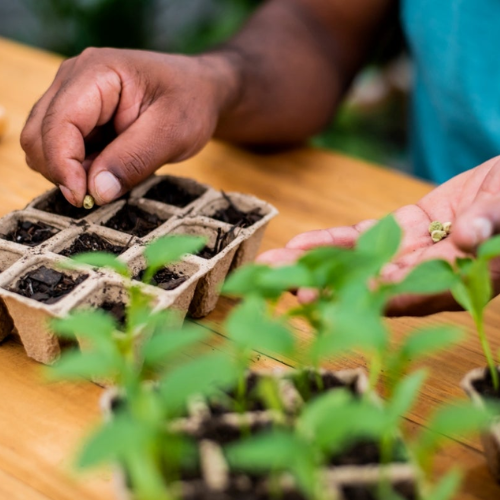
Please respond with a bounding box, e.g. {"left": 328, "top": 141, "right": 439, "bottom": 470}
{"left": 462, "top": 367, "right": 500, "bottom": 480}
{"left": 102, "top": 368, "right": 418, "bottom": 500}
{"left": 0, "top": 174, "right": 277, "bottom": 364}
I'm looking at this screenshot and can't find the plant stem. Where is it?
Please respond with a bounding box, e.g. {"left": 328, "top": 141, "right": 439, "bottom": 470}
{"left": 476, "top": 315, "right": 499, "bottom": 390}
{"left": 368, "top": 352, "right": 382, "bottom": 391}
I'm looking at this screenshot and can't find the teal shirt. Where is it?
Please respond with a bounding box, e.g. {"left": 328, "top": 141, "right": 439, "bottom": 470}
{"left": 401, "top": 0, "right": 500, "bottom": 183}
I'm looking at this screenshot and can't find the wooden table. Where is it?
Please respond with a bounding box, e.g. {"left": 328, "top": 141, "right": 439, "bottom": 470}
{"left": 0, "top": 37, "right": 499, "bottom": 500}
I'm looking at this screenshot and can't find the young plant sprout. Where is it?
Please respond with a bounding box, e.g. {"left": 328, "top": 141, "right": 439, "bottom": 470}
{"left": 451, "top": 235, "right": 500, "bottom": 391}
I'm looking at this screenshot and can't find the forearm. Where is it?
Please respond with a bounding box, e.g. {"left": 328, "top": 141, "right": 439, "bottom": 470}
{"left": 211, "top": 0, "right": 395, "bottom": 145}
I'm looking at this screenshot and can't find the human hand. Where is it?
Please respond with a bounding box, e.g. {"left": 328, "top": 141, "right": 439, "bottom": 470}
{"left": 258, "top": 156, "right": 500, "bottom": 316}
{"left": 21, "top": 48, "right": 238, "bottom": 206}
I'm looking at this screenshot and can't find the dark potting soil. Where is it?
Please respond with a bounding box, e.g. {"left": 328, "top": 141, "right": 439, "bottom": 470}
{"left": 209, "top": 192, "right": 263, "bottom": 228}
{"left": 103, "top": 204, "right": 165, "bottom": 237}
{"left": 209, "top": 373, "right": 266, "bottom": 416}
{"left": 292, "top": 371, "right": 358, "bottom": 402}
{"left": 471, "top": 367, "right": 500, "bottom": 399}
{"left": 101, "top": 301, "right": 126, "bottom": 327}
{"left": 10, "top": 266, "right": 88, "bottom": 305}
{"left": 196, "top": 228, "right": 233, "bottom": 260}
{"left": 144, "top": 178, "right": 206, "bottom": 208}
{"left": 134, "top": 267, "right": 188, "bottom": 290}
{"left": 329, "top": 440, "right": 407, "bottom": 467}
{"left": 342, "top": 482, "right": 417, "bottom": 500}
{"left": 194, "top": 419, "right": 272, "bottom": 446}
{"left": 59, "top": 233, "right": 126, "bottom": 257}
{"left": 35, "top": 189, "right": 98, "bottom": 219}
{"left": 1, "top": 220, "right": 59, "bottom": 247}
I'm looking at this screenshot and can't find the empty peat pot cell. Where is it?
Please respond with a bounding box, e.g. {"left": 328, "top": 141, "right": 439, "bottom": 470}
{"left": 102, "top": 203, "right": 166, "bottom": 237}
{"left": 193, "top": 418, "right": 272, "bottom": 446}
{"left": 471, "top": 367, "right": 500, "bottom": 399}
{"left": 8, "top": 266, "right": 88, "bottom": 305}
{"left": 34, "top": 189, "right": 98, "bottom": 219}
{"left": 206, "top": 193, "right": 263, "bottom": 228}
{"left": 59, "top": 233, "right": 127, "bottom": 258}
{"left": 134, "top": 267, "right": 188, "bottom": 291}
{"left": 143, "top": 178, "right": 206, "bottom": 208}
{"left": 0, "top": 220, "right": 60, "bottom": 247}
{"left": 196, "top": 227, "right": 235, "bottom": 260}
{"left": 100, "top": 301, "right": 127, "bottom": 327}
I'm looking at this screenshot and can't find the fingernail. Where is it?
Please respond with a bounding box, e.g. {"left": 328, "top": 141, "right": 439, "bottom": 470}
{"left": 94, "top": 171, "right": 121, "bottom": 203}
{"left": 59, "top": 185, "right": 76, "bottom": 206}
{"left": 471, "top": 217, "right": 493, "bottom": 245}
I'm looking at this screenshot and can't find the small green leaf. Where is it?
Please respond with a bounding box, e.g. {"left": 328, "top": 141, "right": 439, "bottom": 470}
{"left": 78, "top": 415, "right": 151, "bottom": 468}
{"left": 478, "top": 235, "right": 500, "bottom": 261}
{"left": 159, "top": 352, "right": 238, "bottom": 414}
{"left": 51, "top": 309, "right": 118, "bottom": 341}
{"left": 48, "top": 349, "right": 120, "bottom": 380}
{"left": 387, "top": 370, "right": 426, "bottom": 423}
{"left": 226, "top": 296, "right": 295, "bottom": 356}
{"left": 425, "top": 469, "right": 463, "bottom": 500}
{"left": 356, "top": 215, "right": 402, "bottom": 264}
{"left": 390, "top": 260, "right": 457, "bottom": 295}
{"left": 222, "top": 264, "right": 269, "bottom": 296}
{"left": 142, "top": 326, "right": 207, "bottom": 366}
{"left": 400, "top": 325, "right": 464, "bottom": 361}
{"left": 69, "top": 252, "right": 130, "bottom": 277}
{"left": 143, "top": 235, "right": 205, "bottom": 283}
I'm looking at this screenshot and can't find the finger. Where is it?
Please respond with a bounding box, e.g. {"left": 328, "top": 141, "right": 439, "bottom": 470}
{"left": 452, "top": 157, "right": 500, "bottom": 252}
{"left": 256, "top": 248, "right": 305, "bottom": 266}
{"left": 286, "top": 220, "right": 377, "bottom": 250}
{"left": 87, "top": 108, "right": 207, "bottom": 205}
{"left": 40, "top": 69, "right": 122, "bottom": 206}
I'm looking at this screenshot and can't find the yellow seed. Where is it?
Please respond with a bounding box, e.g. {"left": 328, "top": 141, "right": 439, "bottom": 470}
{"left": 442, "top": 221, "right": 452, "bottom": 234}
{"left": 431, "top": 230, "right": 447, "bottom": 243}
{"left": 83, "top": 194, "right": 95, "bottom": 210}
{"left": 428, "top": 221, "right": 443, "bottom": 234}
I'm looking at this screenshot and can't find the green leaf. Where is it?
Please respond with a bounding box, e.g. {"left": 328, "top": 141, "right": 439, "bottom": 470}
{"left": 78, "top": 414, "right": 151, "bottom": 468}
{"left": 223, "top": 263, "right": 312, "bottom": 299}
{"left": 425, "top": 469, "right": 463, "bottom": 500}
{"left": 390, "top": 260, "right": 457, "bottom": 295}
{"left": 356, "top": 215, "right": 402, "bottom": 264}
{"left": 48, "top": 349, "right": 120, "bottom": 380}
{"left": 143, "top": 235, "right": 205, "bottom": 283}
{"left": 142, "top": 326, "right": 207, "bottom": 366}
{"left": 226, "top": 296, "right": 295, "bottom": 356}
{"left": 400, "top": 325, "right": 463, "bottom": 362}
{"left": 51, "top": 309, "right": 118, "bottom": 342}
{"left": 159, "top": 352, "right": 238, "bottom": 414}
{"left": 387, "top": 371, "right": 426, "bottom": 423}
{"left": 478, "top": 235, "right": 500, "bottom": 261}
{"left": 69, "top": 252, "right": 130, "bottom": 277}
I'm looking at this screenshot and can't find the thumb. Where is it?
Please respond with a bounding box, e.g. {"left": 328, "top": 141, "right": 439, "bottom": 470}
{"left": 87, "top": 111, "right": 201, "bottom": 205}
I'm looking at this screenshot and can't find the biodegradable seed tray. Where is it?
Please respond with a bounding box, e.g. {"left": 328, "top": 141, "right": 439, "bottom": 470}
{"left": 102, "top": 368, "right": 418, "bottom": 500}
{"left": 0, "top": 174, "right": 278, "bottom": 364}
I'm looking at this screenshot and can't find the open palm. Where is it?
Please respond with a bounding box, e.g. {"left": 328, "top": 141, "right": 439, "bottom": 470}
{"left": 258, "top": 157, "right": 500, "bottom": 316}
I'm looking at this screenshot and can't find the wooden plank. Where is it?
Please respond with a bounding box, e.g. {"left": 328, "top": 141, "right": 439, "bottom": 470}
{"left": 0, "top": 36, "right": 499, "bottom": 499}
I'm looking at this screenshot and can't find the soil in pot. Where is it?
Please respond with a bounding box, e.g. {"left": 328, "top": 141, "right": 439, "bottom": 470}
{"left": 341, "top": 482, "right": 416, "bottom": 500}
{"left": 1, "top": 220, "right": 59, "bottom": 247}
{"left": 59, "top": 233, "right": 126, "bottom": 257}
{"left": 100, "top": 301, "right": 127, "bottom": 327}
{"left": 144, "top": 179, "right": 206, "bottom": 208}
{"left": 208, "top": 193, "right": 263, "bottom": 228}
{"left": 134, "top": 267, "right": 188, "bottom": 291}
{"left": 196, "top": 228, "right": 234, "bottom": 260}
{"left": 471, "top": 367, "right": 500, "bottom": 399}
{"left": 291, "top": 371, "right": 359, "bottom": 402}
{"left": 208, "top": 373, "right": 266, "bottom": 416}
{"left": 194, "top": 419, "right": 272, "bottom": 446}
{"left": 9, "top": 266, "right": 88, "bottom": 305}
{"left": 329, "top": 439, "right": 408, "bottom": 467}
{"left": 103, "top": 204, "right": 165, "bottom": 237}
{"left": 35, "top": 190, "right": 98, "bottom": 219}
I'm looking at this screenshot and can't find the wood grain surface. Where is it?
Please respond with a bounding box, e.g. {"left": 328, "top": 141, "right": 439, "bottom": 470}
{"left": 0, "top": 37, "right": 499, "bottom": 500}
